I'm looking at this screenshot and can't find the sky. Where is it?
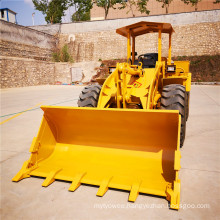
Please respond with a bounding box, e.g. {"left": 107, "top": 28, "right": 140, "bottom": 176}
{"left": 0, "top": 0, "right": 74, "bottom": 26}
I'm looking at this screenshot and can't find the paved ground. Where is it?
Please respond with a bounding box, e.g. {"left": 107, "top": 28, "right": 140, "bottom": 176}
{"left": 0, "top": 85, "right": 220, "bottom": 220}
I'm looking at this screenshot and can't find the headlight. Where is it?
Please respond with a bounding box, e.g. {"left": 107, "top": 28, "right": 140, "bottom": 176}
{"left": 167, "top": 65, "right": 176, "bottom": 72}
{"left": 108, "top": 67, "right": 116, "bottom": 74}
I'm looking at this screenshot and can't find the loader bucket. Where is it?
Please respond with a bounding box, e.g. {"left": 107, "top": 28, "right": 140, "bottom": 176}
{"left": 12, "top": 106, "right": 181, "bottom": 209}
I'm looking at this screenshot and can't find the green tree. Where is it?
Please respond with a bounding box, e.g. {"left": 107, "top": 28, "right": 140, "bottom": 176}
{"left": 94, "top": 0, "right": 150, "bottom": 19}
{"left": 181, "top": 0, "right": 202, "bottom": 11}
{"left": 72, "top": 10, "right": 90, "bottom": 21}
{"left": 126, "top": 0, "right": 150, "bottom": 17}
{"left": 32, "top": 0, "right": 69, "bottom": 24}
{"left": 156, "top": 0, "right": 173, "bottom": 14}
{"left": 93, "top": 0, "right": 125, "bottom": 19}
{"left": 71, "top": 0, "right": 92, "bottom": 21}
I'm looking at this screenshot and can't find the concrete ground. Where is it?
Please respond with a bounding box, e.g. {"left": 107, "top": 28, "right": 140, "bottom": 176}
{"left": 0, "top": 85, "right": 220, "bottom": 220}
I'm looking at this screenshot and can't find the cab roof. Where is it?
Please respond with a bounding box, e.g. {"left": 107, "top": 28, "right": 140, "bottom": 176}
{"left": 116, "top": 21, "right": 174, "bottom": 37}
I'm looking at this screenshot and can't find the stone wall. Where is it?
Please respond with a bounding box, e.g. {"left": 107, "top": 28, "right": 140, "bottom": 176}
{"left": 59, "top": 21, "right": 220, "bottom": 62}
{"left": 1, "top": 10, "right": 219, "bottom": 89}
{"left": 0, "top": 20, "right": 57, "bottom": 48}
{"left": 0, "top": 20, "right": 57, "bottom": 61}
{"left": 0, "top": 57, "right": 55, "bottom": 88}
{"left": 0, "top": 18, "right": 101, "bottom": 89}
{"left": 31, "top": 10, "right": 220, "bottom": 62}
{"left": 0, "top": 39, "right": 53, "bottom": 61}
{"left": 0, "top": 56, "right": 100, "bottom": 88}
{"left": 0, "top": 20, "right": 68, "bottom": 89}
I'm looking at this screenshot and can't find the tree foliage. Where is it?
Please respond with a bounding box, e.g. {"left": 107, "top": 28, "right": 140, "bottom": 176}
{"left": 126, "top": 0, "right": 150, "bottom": 17}
{"left": 181, "top": 0, "right": 202, "bottom": 11}
{"left": 213, "top": 0, "right": 220, "bottom": 3}
{"left": 156, "top": 0, "right": 173, "bottom": 14}
{"left": 32, "top": 0, "right": 69, "bottom": 24}
{"left": 94, "top": 0, "right": 150, "bottom": 19}
{"left": 70, "top": 0, "right": 92, "bottom": 21}
{"left": 72, "top": 10, "right": 90, "bottom": 21}
{"left": 93, "top": 0, "right": 125, "bottom": 19}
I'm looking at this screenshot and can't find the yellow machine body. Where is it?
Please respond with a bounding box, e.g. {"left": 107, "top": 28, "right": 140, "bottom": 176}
{"left": 13, "top": 22, "right": 191, "bottom": 210}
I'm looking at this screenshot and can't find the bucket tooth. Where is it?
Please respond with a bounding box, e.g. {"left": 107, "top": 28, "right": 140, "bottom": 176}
{"left": 69, "top": 172, "right": 86, "bottom": 192}
{"left": 96, "top": 177, "right": 113, "bottom": 197}
{"left": 128, "top": 181, "right": 142, "bottom": 202}
{"left": 12, "top": 160, "right": 37, "bottom": 182}
{"left": 166, "top": 180, "right": 180, "bottom": 210}
{"left": 42, "top": 169, "right": 62, "bottom": 187}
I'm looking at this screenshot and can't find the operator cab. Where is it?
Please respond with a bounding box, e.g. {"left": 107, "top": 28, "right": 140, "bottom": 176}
{"left": 133, "top": 53, "right": 158, "bottom": 68}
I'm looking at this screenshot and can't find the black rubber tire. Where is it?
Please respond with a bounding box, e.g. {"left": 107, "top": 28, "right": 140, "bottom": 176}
{"left": 160, "top": 84, "right": 186, "bottom": 148}
{"left": 186, "top": 92, "right": 190, "bottom": 121}
{"left": 78, "top": 84, "right": 102, "bottom": 107}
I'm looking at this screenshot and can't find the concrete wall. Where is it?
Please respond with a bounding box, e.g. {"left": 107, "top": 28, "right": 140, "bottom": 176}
{"left": 29, "top": 23, "right": 61, "bottom": 36}
{"left": 30, "top": 10, "right": 220, "bottom": 34}
{"left": 8, "top": 11, "right": 16, "bottom": 23}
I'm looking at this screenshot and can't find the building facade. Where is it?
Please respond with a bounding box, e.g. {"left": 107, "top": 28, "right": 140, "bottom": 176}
{"left": 0, "top": 8, "right": 17, "bottom": 24}
{"left": 91, "top": 0, "right": 220, "bottom": 20}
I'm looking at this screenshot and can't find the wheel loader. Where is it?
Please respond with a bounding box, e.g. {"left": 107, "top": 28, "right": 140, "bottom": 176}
{"left": 12, "top": 21, "right": 191, "bottom": 210}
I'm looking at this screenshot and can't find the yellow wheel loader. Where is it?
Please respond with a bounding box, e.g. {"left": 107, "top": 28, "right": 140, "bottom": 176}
{"left": 13, "top": 22, "right": 191, "bottom": 210}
